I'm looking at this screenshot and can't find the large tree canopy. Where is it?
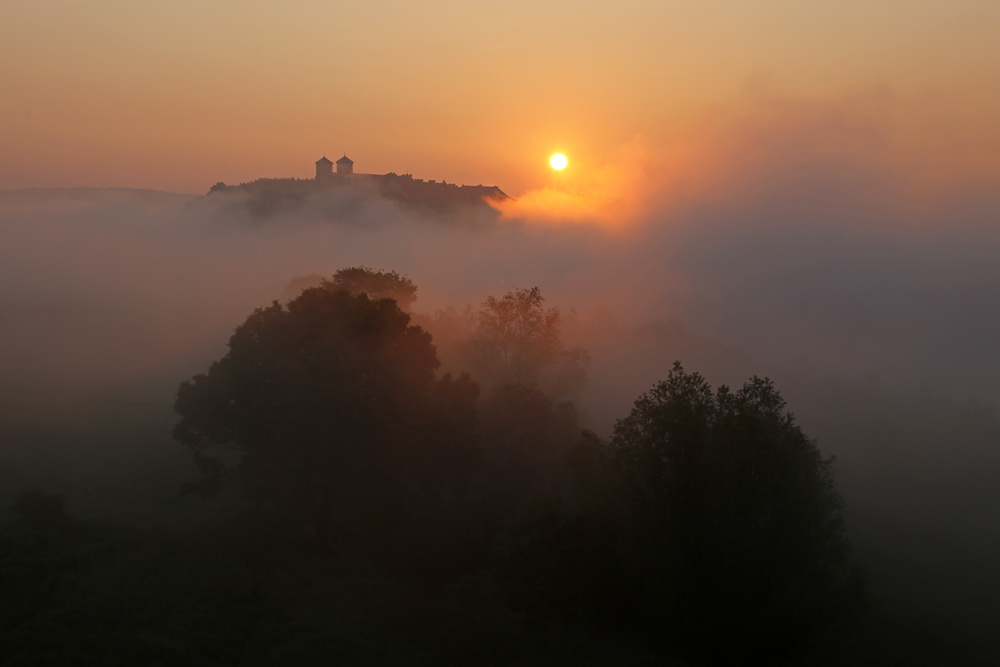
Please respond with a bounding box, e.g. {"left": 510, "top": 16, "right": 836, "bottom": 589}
{"left": 173, "top": 286, "right": 476, "bottom": 544}
{"left": 609, "top": 362, "right": 864, "bottom": 664}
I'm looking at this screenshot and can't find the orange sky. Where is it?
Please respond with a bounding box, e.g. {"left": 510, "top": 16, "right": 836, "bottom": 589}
{"left": 2, "top": 1, "right": 998, "bottom": 196}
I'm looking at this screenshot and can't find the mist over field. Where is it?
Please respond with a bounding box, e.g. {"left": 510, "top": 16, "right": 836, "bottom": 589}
{"left": 2, "top": 95, "right": 999, "bottom": 663}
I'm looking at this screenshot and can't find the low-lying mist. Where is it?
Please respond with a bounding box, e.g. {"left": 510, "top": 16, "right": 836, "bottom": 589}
{"left": 2, "top": 91, "right": 999, "bottom": 653}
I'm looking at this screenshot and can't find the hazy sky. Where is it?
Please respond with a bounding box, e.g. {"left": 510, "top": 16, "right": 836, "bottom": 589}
{"left": 2, "top": 1, "right": 998, "bottom": 194}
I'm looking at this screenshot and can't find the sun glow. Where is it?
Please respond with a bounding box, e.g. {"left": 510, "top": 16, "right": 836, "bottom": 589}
{"left": 494, "top": 139, "right": 661, "bottom": 230}
{"left": 550, "top": 154, "right": 568, "bottom": 170}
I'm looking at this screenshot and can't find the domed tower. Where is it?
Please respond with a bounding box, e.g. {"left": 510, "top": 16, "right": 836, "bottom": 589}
{"left": 315, "top": 156, "right": 333, "bottom": 182}
{"left": 336, "top": 154, "right": 354, "bottom": 176}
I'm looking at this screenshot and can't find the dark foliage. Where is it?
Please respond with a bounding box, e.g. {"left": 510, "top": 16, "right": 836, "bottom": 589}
{"left": 470, "top": 287, "right": 589, "bottom": 400}
{"left": 322, "top": 266, "right": 419, "bottom": 312}
{"left": 10, "top": 488, "right": 71, "bottom": 532}
{"left": 478, "top": 383, "right": 581, "bottom": 505}
{"left": 173, "top": 286, "right": 477, "bottom": 546}
{"left": 609, "top": 362, "right": 866, "bottom": 664}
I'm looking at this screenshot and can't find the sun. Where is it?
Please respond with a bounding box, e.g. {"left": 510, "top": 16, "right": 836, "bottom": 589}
{"left": 550, "top": 153, "right": 568, "bottom": 170}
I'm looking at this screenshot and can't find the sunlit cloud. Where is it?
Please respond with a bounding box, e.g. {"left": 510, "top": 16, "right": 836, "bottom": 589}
{"left": 493, "top": 138, "right": 663, "bottom": 229}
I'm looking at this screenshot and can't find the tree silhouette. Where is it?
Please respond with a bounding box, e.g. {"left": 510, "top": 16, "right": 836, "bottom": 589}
{"left": 173, "top": 286, "right": 473, "bottom": 546}
{"left": 322, "top": 266, "right": 418, "bottom": 312}
{"left": 470, "top": 287, "right": 588, "bottom": 399}
{"left": 478, "top": 383, "right": 581, "bottom": 505}
{"left": 609, "top": 362, "right": 865, "bottom": 664}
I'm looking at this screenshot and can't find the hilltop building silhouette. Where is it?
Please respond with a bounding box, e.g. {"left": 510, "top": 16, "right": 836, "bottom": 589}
{"left": 315, "top": 155, "right": 355, "bottom": 181}
{"left": 336, "top": 155, "right": 354, "bottom": 176}
{"left": 207, "top": 155, "right": 508, "bottom": 216}
{"left": 315, "top": 155, "right": 354, "bottom": 182}
{"left": 315, "top": 156, "right": 332, "bottom": 181}
{"left": 312, "top": 154, "right": 508, "bottom": 208}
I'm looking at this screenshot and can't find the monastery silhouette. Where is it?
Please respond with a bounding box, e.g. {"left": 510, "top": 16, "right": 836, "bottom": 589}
{"left": 206, "top": 156, "right": 508, "bottom": 216}
{"left": 314, "top": 155, "right": 508, "bottom": 206}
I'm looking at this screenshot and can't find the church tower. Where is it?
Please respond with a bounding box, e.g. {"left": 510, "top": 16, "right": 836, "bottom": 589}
{"left": 336, "top": 154, "right": 354, "bottom": 176}
{"left": 315, "top": 156, "right": 333, "bottom": 182}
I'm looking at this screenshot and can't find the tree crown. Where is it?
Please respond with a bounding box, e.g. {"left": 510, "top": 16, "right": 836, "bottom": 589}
{"left": 322, "top": 266, "right": 418, "bottom": 311}
{"left": 470, "top": 286, "right": 588, "bottom": 398}
{"left": 608, "top": 361, "right": 860, "bottom": 662}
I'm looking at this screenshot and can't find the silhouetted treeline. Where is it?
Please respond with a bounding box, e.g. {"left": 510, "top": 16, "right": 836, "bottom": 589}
{"left": 10, "top": 267, "right": 1000, "bottom": 664}
{"left": 164, "top": 270, "right": 865, "bottom": 665}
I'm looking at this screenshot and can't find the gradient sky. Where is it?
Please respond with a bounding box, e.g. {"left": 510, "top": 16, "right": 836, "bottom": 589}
{"left": 2, "top": 1, "right": 998, "bottom": 195}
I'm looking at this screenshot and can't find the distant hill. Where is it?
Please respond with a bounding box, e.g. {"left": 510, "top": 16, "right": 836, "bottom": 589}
{"left": 0, "top": 187, "right": 198, "bottom": 208}
{"left": 0, "top": 173, "right": 510, "bottom": 221}
{"left": 205, "top": 166, "right": 510, "bottom": 219}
